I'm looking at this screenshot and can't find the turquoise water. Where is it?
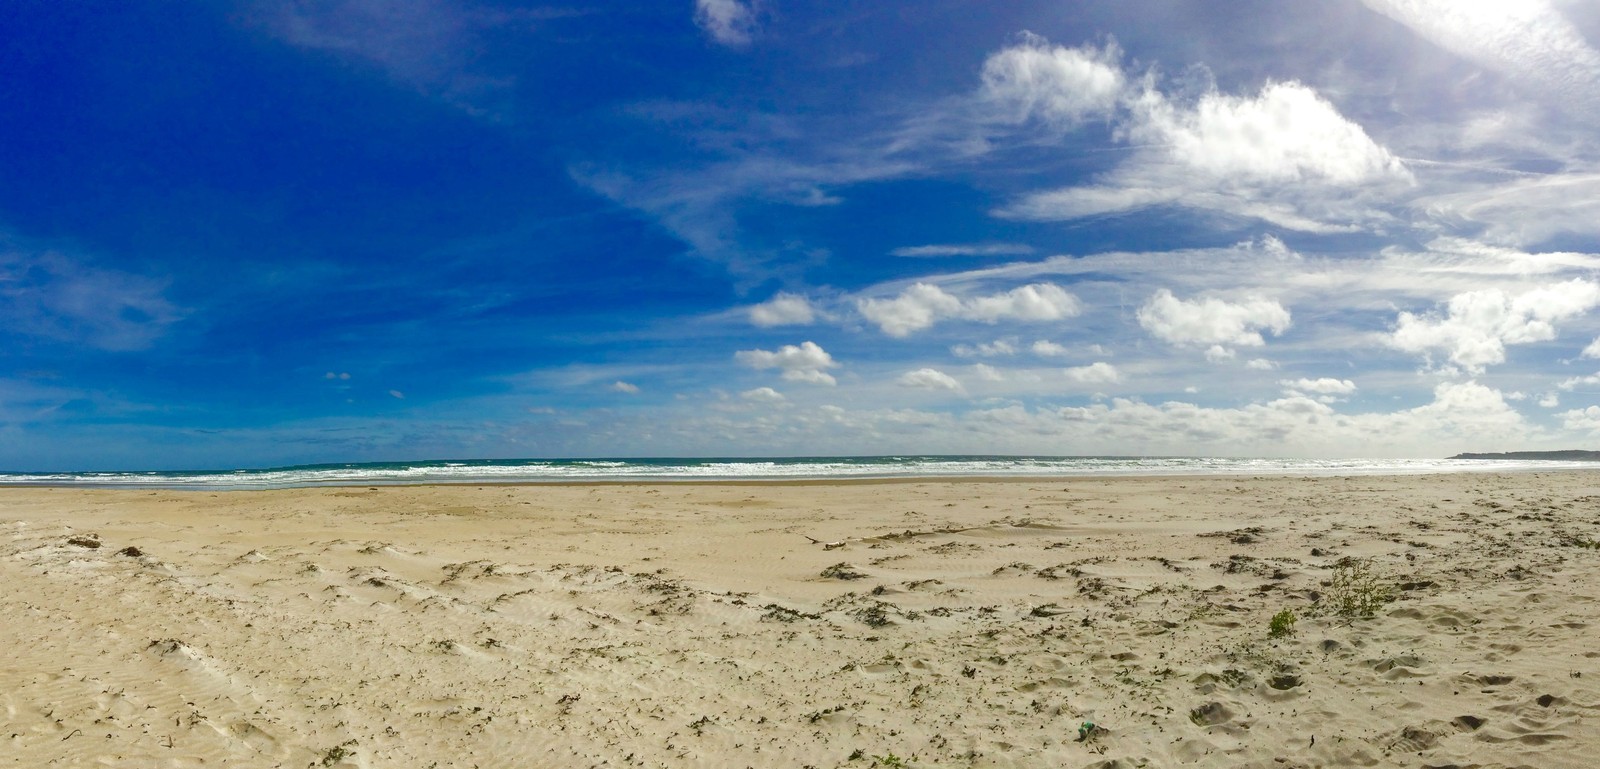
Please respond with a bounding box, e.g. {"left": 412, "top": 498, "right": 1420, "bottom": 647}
{"left": 0, "top": 455, "right": 1590, "bottom": 489}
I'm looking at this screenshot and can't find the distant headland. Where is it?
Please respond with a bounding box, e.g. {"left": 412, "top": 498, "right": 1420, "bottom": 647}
{"left": 1451, "top": 450, "right": 1600, "bottom": 461}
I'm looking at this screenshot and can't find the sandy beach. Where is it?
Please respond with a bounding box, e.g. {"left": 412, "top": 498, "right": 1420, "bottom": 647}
{"left": 3, "top": 472, "right": 1599, "bottom": 768}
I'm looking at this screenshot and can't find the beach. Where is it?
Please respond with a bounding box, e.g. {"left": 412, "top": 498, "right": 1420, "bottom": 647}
{"left": 3, "top": 472, "right": 1598, "bottom": 768}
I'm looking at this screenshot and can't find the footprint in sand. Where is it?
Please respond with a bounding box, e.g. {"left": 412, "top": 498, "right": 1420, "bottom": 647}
{"left": 1189, "top": 701, "right": 1233, "bottom": 726}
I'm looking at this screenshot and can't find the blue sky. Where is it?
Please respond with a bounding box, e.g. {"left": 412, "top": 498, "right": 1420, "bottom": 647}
{"left": 7, "top": 0, "right": 1600, "bottom": 469}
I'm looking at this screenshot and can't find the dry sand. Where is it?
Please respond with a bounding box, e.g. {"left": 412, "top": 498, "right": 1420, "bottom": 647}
{"left": 2, "top": 472, "right": 1599, "bottom": 768}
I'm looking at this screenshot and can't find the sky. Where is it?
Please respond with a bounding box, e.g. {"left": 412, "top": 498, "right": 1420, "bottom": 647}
{"left": 7, "top": 0, "right": 1600, "bottom": 469}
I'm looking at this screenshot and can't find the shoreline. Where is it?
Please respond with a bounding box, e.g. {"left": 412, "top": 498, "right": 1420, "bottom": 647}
{"left": 4, "top": 463, "right": 1597, "bottom": 491}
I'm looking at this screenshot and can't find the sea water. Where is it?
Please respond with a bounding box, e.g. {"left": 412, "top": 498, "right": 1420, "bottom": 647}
{"left": 0, "top": 455, "right": 1592, "bottom": 490}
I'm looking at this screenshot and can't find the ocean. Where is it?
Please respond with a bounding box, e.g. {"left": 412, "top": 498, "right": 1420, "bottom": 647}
{"left": 0, "top": 455, "right": 1592, "bottom": 490}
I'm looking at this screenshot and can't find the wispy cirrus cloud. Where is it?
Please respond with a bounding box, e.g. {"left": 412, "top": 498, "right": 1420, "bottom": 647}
{"left": 890, "top": 243, "right": 1036, "bottom": 258}
{"left": 0, "top": 240, "right": 184, "bottom": 352}
{"left": 1361, "top": 0, "right": 1600, "bottom": 117}
{"left": 248, "top": 0, "right": 586, "bottom": 117}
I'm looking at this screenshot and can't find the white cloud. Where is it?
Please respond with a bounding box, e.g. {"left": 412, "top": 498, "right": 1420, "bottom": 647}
{"left": 1031, "top": 340, "right": 1069, "bottom": 357}
{"left": 965, "top": 283, "right": 1082, "bottom": 323}
{"left": 1540, "top": 392, "right": 1561, "bottom": 408}
{"left": 1245, "top": 359, "right": 1277, "bottom": 371}
{"left": 1361, "top": 0, "right": 1600, "bottom": 116}
{"left": 1137, "top": 289, "right": 1291, "bottom": 350}
{"left": 858, "top": 282, "right": 1080, "bottom": 337}
{"left": 891, "top": 243, "right": 1036, "bottom": 257}
{"left": 1558, "top": 371, "right": 1600, "bottom": 391}
{"left": 980, "top": 34, "right": 1124, "bottom": 127}
{"left": 694, "top": 0, "right": 758, "bottom": 47}
{"left": 896, "top": 368, "right": 964, "bottom": 392}
{"left": 254, "top": 0, "right": 550, "bottom": 117}
{"left": 748, "top": 292, "right": 817, "bottom": 327}
{"left": 388, "top": 389, "right": 405, "bottom": 399}
{"left": 1064, "top": 362, "right": 1121, "bottom": 385}
{"left": 1580, "top": 336, "right": 1600, "bottom": 359}
{"left": 1128, "top": 82, "right": 1409, "bottom": 187}
{"left": 609, "top": 381, "right": 640, "bottom": 394}
{"left": 1281, "top": 378, "right": 1357, "bottom": 403}
{"left": 1389, "top": 279, "right": 1600, "bottom": 373}
{"left": 735, "top": 341, "right": 840, "bottom": 386}
{"left": 1281, "top": 378, "right": 1358, "bottom": 396}
{"left": 951, "top": 339, "right": 1018, "bottom": 358}
{"left": 1003, "top": 381, "right": 1526, "bottom": 455}
{"left": 1417, "top": 174, "right": 1600, "bottom": 248}
{"left": 1203, "top": 345, "right": 1236, "bottom": 363}
{"left": 998, "top": 79, "right": 1411, "bottom": 232}
{"left": 971, "top": 363, "right": 1005, "bottom": 382}
{"left": 0, "top": 248, "right": 184, "bottom": 352}
{"left": 324, "top": 372, "right": 351, "bottom": 380}
{"left": 857, "top": 283, "right": 963, "bottom": 337}
{"left": 740, "top": 386, "right": 785, "bottom": 402}
{"left": 1560, "top": 405, "right": 1600, "bottom": 432}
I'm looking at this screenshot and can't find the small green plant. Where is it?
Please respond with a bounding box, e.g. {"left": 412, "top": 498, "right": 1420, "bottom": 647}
{"left": 1324, "top": 560, "right": 1393, "bottom": 619}
{"left": 1268, "top": 609, "right": 1297, "bottom": 638}
{"left": 871, "top": 753, "right": 908, "bottom": 768}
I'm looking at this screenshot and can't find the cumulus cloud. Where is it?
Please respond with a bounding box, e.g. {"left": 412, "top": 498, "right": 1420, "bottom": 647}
{"left": 740, "top": 386, "right": 785, "bottom": 402}
{"left": 951, "top": 339, "right": 1018, "bottom": 358}
{"left": 971, "top": 363, "right": 1005, "bottom": 382}
{"left": 896, "top": 367, "right": 964, "bottom": 392}
{"left": 998, "top": 78, "right": 1411, "bottom": 232}
{"left": 891, "top": 243, "right": 1037, "bottom": 258}
{"left": 966, "top": 284, "right": 1080, "bottom": 322}
{"left": 1064, "top": 362, "right": 1121, "bottom": 385}
{"left": 1031, "top": 340, "right": 1069, "bottom": 357}
{"left": 1045, "top": 381, "right": 1525, "bottom": 453}
{"left": 858, "top": 282, "right": 1081, "bottom": 337}
{"left": 735, "top": 341, "right": 839, "bottom": 385}
{"left": 748, "top": 292, "right": 817, "bottom": 327}
{"left": 1137, "top": 289, "right": 1291, "bottom": 351}
{"left": 1281, "top": 378, "right": 1358, "bottom": 396}
{"left": 1129, "top": 83, "right": 1409, "bottom": 187}
{"left": 694, "top": 0, "right": 759, "bottom": 47}
{"left": 980, "top": 34, "right": 1124, "bottom": 127}
{"left": 858, "top": 284, "right": 962, "bottom": 337}
{"left": 1560, "top": 405, "right": 1600, "bottom": 432}
{"left": 609, "top": 381, "right": 640, "bottom": 394}
{"left": 1281, "top": 378, "right": 1357, "bottom": 403}
{"left": 1558, "top": 371, "right": 1600, "bottom": 391}
{"left": 1389, "top": 279, "right": 1600, "bottom": 373}
{"left": 1246, "top": 359, "right": 1277, "bottom": 371}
